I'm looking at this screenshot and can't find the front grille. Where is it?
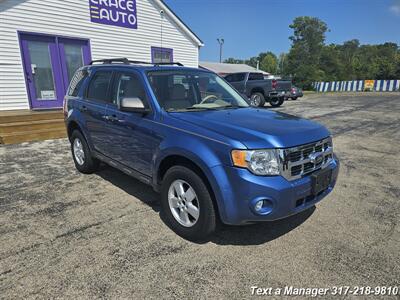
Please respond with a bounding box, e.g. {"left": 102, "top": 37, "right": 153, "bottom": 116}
{"left": 279, "top": 137, "right": 333, "bottom": 181}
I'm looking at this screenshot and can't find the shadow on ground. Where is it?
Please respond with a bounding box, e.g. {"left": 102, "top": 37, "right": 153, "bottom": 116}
{"left": 211, "top": 207, "right": 314, "bottom": 246}
{"left": 96, "top": 164, "right": 314, "bottom": 246}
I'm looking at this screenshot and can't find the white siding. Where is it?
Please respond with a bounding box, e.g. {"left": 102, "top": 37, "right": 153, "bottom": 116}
{"left": 0, "top": 0, "right": 200, "bottom": 110}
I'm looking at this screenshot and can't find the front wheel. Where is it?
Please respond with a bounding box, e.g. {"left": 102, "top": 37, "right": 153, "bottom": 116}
{"left": 160, "top": 166, "right": 216, "bottom": 241}
{"left": 250, "top": 92, "right": 265, "bottom": 107}
{"left": 269, "top": 97, "right": 284, "bottom": 107}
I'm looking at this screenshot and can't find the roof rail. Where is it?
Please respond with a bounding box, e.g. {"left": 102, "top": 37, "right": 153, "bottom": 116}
{"left": 89, "top": 58, "right": 183, "bottom": 67}
{"left": 154, "top": 62, "right": 184, "bottom": 66}
{"left": 89, "top": 58, "right": 130, "bottom": 65}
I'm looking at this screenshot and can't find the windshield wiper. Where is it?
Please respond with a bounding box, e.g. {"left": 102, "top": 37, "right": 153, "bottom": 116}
{"left": 185, "top": 106, "right": 218, "bottom": 110}
{"left": 165, "top": 107, "right": 216, "bottom": 112}
{"left": 215, "top": 104, "right": 246, "bottom": 110}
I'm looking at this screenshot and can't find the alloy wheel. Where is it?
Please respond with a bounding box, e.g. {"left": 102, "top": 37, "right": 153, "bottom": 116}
{"left": 73, "top": 138, "right": 85, "bottom": 166}
{"left": 251, "top": 95, "right": 261, "bottom": 106}
{"left": 168, "top": 179, "right": 200, "bottom": 227}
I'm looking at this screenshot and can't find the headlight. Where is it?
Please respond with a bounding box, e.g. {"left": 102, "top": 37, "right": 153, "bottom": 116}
{"left": 231, "top": 149, "right": 280, "bottom": 175}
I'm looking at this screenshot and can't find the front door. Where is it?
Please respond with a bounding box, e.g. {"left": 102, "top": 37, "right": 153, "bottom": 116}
{"left": 19, "top": 33, "right": 91, "bottom": 110}
{"left": 104, "top": 71, "right": 156, "bottom": 176}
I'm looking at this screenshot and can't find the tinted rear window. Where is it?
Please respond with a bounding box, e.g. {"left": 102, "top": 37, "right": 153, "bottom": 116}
{"left": 226, "top": 73, "right": 245, "bottom": 82}
{"left": 68, "top": 69, "right": 87, "bottom": 97}
{"left": 86, "top": 70, "right": 112, "bottom": 102}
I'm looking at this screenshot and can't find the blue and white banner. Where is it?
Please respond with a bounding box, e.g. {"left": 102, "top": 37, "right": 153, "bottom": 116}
{"left": 314, "top": 79, "right": 400, "bottom": 92}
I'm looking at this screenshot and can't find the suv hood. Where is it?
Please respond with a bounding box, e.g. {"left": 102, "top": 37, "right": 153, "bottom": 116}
{"left": 169, "top": 108, "right": 330, "bottom": 149}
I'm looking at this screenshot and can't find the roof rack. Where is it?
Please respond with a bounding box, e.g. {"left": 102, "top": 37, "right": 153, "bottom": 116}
{"left": 89, "top": 58, "right": 183, "bottom": 67}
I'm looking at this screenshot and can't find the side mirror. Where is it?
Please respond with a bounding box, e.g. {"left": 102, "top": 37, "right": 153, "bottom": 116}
{"left": 120, "top": 97, "right": 150, "bottom": 114}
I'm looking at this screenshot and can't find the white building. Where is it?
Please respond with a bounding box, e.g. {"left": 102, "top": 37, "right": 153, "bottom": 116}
{"left": 0, "top": 0, "right": 203, "bottom": 111}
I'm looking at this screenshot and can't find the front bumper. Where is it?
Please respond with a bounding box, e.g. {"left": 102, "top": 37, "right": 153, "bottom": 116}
{"left": 211, "top": 156, "right": 339, "bottom": 225}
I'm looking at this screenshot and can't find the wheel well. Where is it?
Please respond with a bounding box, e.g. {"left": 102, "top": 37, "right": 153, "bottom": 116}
{"left": 158, "top": 155, "right": 205, "bottom": 184}
{"left": 251, "top": 88, "right": 264, "bottom": 96}
{"left": 67, "top": 121, "right": 81, "bottom": 141}
{"left": 157, "top": 155, "right": 220, "bottom": 216}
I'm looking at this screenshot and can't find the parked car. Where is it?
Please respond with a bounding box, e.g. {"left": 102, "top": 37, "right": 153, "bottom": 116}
{"left": 286, "top": 86, "right": 303, "bottom": 100}
{"left": 224, "top": 72, "right": 292, "bottom": 107}
{"left": 64, "top": 58, "right": 339, "bottom": 241}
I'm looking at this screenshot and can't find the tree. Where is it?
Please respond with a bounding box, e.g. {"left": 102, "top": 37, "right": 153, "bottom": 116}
{"left": 338, "top": 39, "right": 360, "bottom": 79}
{"left": 395, "top": 51, "right": 400, "bottom": 79}
{"left": 375, "top": 43, "right": 398, "bottom": 79}
{"left": 319, "top": 44, "right": 344, "bottom": 81}
{"left": 278, "top": 53, "right": 289, "bottom": 76}
{"left": 223, "top": 17, "right": 400, "bottom": 86}
{"left": 224, "top": 57, "right": 245, "bottom": 64}
{"left": 259, "top": 52, "right": 278, "bottom": 74}
{"left": 245, "top": 56, "right": 259, "bottom": 68}
{"left": 286, "top": 16, "right": 328, "bottom": 88}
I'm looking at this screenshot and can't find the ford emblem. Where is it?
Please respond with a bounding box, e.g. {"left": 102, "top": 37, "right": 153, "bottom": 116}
{"left": 309, "top": 152, "right": 324, "bottom": 164}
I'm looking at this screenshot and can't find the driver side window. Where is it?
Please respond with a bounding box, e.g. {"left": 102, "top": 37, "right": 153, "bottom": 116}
{"left": 113, "top": 72, "right": 148, "bottom": 107}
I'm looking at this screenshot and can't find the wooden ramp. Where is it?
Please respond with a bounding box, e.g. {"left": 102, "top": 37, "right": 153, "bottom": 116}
{"left": 0, "top": 110, "right": 67, "bottom": 145}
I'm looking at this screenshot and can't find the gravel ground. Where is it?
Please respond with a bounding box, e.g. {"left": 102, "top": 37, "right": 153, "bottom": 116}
{"left": 0, "top": 92, "right": 399, "bottom": 299}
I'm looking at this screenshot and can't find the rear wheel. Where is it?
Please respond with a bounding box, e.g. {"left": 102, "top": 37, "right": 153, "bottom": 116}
{"left": 292, "top": 97, "right": 298, "bottom": 100}
{"left": 250, "top": 92, "right": 265, "bottom": 107}
{"left": 269, "top": 97, "right": 284, "bottom": 107}
{"left": 160, "top": 166, "right": 216, "bottom": 241}
{"left": 70, "top": 130, "right": 99, "bottom": 174}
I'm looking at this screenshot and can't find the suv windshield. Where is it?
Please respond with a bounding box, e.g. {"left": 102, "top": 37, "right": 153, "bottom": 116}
{"left": 147, "top": 70, "right": 249, "bottom": 111}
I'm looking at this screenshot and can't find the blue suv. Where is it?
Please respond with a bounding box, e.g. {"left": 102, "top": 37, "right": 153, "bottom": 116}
{"left": 64, "top": 58, "right": 339, "bottom": 240}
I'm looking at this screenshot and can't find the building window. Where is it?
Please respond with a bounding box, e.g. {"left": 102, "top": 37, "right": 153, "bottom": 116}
{"left": 151, "top": 47, "right": 173, "bottom": 63}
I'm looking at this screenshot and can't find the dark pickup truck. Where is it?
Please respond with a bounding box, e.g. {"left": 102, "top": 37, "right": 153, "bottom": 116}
{"left": 224, "top": 72, "right": 292, "bottom": 107}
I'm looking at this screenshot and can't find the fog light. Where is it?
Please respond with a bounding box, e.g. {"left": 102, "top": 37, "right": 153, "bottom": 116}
{"left": 254, "top": 200, "right": 264, "bottom": 212}
{"left": 250, "top": 198, "right": 274, "bottom": 215}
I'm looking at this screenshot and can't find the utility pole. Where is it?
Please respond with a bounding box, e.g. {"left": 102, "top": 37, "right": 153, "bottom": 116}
{"left": 280, "top": 53, "right": 285, "bottom": 75}
{"left": 217, "top": 38, "right": 224, "bottom": 63}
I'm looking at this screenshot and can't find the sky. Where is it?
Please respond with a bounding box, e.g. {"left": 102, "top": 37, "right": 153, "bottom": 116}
{"left": 163, "top": 0, "right": 400, "bottom": 62}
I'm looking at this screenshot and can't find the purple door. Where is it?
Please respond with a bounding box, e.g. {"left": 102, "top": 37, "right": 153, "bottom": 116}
{"left": 19, "top": 33, "right": 91, "bottom": 110}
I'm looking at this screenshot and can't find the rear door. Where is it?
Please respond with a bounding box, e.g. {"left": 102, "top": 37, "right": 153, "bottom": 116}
{"left": 80, "top": 69, "right": 113, "bottom": 154}
{"left": 227, "top": 73, "right": 247, "bottom": 95}
{"left": 247, "top": 72, "right": 271, "bottom": 95}
{"left": 103, "top": 70, "right": 156, "bottom": 176}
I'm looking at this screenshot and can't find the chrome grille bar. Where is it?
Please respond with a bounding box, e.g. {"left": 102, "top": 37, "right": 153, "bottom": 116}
{"left": 278, "top": 137, "right": 333, "bottom": 181}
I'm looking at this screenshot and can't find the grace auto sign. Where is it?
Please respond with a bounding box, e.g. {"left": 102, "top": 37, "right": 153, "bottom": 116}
{"left": 89, "top": 0, "right": 137, "bottom": 29}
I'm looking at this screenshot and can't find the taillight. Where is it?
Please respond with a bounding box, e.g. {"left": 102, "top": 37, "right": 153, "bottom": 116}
{"left": 63, "top": 97, "right": 68, "bottom": 118}
{"left": 272, "top": 79, "right": 277, "bottom": 89}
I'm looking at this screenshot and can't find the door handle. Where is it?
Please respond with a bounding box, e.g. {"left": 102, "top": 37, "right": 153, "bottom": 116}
{"left": 104, "top": 114, "right": 119, "bottom": 122}
{"left": 109, "top": 114, "right": 119, "bottom": 122}
{"left": 79, "top": 106, "right": 88, "bottom": 112}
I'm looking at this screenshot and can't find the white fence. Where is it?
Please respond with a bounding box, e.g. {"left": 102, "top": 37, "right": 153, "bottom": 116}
{"left": 314, "top": 80, "right": 400, "bottom": 92}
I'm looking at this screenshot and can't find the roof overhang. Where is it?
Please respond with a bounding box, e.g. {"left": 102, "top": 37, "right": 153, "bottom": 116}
{"left": 155, "top": 0, "right": 204, "bottom": 47}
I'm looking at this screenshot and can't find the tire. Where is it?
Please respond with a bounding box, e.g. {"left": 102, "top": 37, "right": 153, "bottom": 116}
{"left": 269, "top": 97, "right": 284, "bottom": 107}
{"left": 292, "top": 97, "right": 298, "bottom": 100}
{"left": 160, "top": 165, "right": 216, "bottom": 241}
{"left": 70, "top": 130, "right": 99, "bottom": 174}
{"left": 250, "top": 92, "right": 266, "bottom": 107}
